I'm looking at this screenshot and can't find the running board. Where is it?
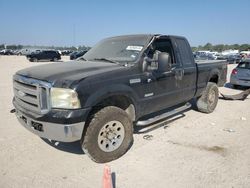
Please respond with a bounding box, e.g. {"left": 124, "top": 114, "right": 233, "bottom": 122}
{"left": 136, "top": 103, "right": 192, "bottom": 126}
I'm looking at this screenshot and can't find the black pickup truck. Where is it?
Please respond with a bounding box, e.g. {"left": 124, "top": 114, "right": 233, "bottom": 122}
{"left": 12, "top": 34, "right": 227, "bottom": 163}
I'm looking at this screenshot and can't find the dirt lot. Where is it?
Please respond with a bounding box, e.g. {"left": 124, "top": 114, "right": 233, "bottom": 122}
{"left": 0, "top": 56, "right": 249, "bottom": 188}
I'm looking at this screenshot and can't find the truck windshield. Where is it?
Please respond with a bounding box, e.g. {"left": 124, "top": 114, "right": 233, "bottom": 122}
{"left": 83, "top": 36, "right": 151, "bottom": 63}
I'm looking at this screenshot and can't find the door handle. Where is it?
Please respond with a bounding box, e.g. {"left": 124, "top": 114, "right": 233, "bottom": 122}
{"left": 173, "top": 68, "right": 184, "bottom": 80}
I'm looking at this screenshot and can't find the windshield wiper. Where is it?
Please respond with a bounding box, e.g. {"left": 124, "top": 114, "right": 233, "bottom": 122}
{"left": 91, "top": 58, "right": 120, "bottom": 65}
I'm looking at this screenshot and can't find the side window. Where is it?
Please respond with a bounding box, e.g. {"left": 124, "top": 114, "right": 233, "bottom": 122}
{"left": 46, "top": 51, "right": 51, "bottom": 56}
{"left": 176, "top": 39, "right": 193, "bottom": 65}
{"left": 48, "top": 51, "right": 53, "bottom": 56}
{"left": 148, "top": 39, "right": 175, "bottom": 64}
{"left": 41, "top": 51, "right": 46, "bottom": 55}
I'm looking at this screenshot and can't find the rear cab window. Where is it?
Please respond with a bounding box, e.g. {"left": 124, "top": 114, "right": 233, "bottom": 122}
{"left": 175, "top": 38, "right": 194, "bottom": 66}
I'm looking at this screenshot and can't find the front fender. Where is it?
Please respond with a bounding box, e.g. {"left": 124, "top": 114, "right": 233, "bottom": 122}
{"left": 83, "top": 84, "right": 139, "bottom": 110}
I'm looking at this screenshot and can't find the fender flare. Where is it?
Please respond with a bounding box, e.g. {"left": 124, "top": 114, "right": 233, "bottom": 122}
{"left": 83, "top": 84, "right": 139, "bottom": 113}
{"left": 208, "top": 68, "right": 220, "bottom": 83}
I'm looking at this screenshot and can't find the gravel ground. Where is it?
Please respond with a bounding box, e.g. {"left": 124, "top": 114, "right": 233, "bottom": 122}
{"left": 0, "top": 56, "right": 249, "bottom": 188}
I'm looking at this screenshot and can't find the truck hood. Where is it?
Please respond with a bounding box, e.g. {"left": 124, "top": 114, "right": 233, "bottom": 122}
{"left": 16, "top": 61, "right": 123, "bottom": 87}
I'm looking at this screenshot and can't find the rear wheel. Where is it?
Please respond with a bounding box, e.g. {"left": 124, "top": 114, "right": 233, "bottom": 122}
{"left": 196, "top": 82, "right": 219, "bottom": 113}
{"left": 53, "top": 57, "right": 58, "bottom": 61}
{"left": 81, "top": 106, "right": 133, "bottom": 163}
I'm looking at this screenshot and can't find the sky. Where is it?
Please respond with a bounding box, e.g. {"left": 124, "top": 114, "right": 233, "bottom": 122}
{"left": 0, "top": 0, "right": 250, "bottom": 47}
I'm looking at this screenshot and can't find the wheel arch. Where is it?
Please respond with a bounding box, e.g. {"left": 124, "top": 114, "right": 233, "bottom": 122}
{"left": 83, "top": 84, "right": 138, "bottom": 122}
{"left": 80, "top": 84, "right": 137, "bottom": 145}
{"left": 208, "top": 69, "right": 220, "bottom": 84}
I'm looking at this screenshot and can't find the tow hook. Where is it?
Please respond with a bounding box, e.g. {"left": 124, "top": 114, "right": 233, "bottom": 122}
{"left": 10, "top": 109, "right": 16, "bottom": 113}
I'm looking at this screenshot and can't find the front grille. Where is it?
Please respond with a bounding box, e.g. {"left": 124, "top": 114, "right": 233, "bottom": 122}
{"left": 13, "top": 74, "right": 51, "bottom": 114}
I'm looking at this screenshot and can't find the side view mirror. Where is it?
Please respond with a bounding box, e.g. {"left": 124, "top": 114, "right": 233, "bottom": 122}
{"left": 142, "top": 52, "right": 171, "bottom": 73}
{"left": 157, "top": 52, "right": 171, "bottom": 73}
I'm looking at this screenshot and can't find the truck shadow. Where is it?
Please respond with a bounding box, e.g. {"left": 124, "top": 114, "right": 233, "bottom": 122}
{"left": 40, "top": 103, "right": 194, "bottom": 154}
{"left": 41, "top": 138, "right": 85, "bottom": 155}
{"left": 224, "top": 82, "right": 234, "bottom": 89}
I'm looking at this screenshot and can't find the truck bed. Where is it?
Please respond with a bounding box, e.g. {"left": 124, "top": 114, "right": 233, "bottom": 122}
{"left": 194, "top": 59, "right": 228, "bottom": 99}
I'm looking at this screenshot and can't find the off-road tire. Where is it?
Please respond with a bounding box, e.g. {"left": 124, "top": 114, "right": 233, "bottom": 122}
{"left": 196, "top": 82, "right": 219, "bottom": 113}
{"left": 81, "top": 106, "right": 133, "bottom": 163}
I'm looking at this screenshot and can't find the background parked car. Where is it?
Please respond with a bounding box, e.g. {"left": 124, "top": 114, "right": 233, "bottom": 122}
{"left": 13, "top": 50, "right": 22, "bottom": 55}
{"left": 61, "top": 50, "right": 73, "bottom": 56}
{"left": 194, "top": 53, "right": 216, "bottom": 60}
{"left": 230, "top": 59, "right": 250, "bottom": 88}
{"left": 216, "top": 54, "right": 227, "bottom": 60}
{"left": 26, "top": 50, "right": 61, "bottom": 62}
{"left": 69, "top": 50, "right": 88, "bottom": 60}
{"left": 18, "top": 49, "right": 32, "bottom": 55}
{"left": 0, "top": 49, "right": 14, "bottom": 55}
{"left": 226, "top": 54, "right": 242, "bottom": 64}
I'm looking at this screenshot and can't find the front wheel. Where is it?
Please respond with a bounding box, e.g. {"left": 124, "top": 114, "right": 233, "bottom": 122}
{"left": 196, "top": 82, "right": 219, "bottom": 113}
{"left": 31, "top": 58, "right": 38, "bottom": 62}
{"left": 81, "top": 106, "right": 133, "bottom": 163}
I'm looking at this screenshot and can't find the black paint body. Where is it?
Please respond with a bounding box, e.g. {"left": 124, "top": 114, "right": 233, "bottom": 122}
{"left": 15, "top": 34, "right": 227, "bottom": 125}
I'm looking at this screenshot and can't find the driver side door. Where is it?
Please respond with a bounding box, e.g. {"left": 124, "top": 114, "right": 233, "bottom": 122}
{"left": 140, "top": 37, "right": 184, "bottom": 115}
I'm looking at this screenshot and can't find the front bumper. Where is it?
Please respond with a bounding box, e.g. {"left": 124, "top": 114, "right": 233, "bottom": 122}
{"left": 15, "top": 109, "right": 85, "bottom": 142}
{"left": 230, "top": 76, "right": 250, "bottom": 87}
{"left": 13, "top": 98, "right": 90, "bottom": 142}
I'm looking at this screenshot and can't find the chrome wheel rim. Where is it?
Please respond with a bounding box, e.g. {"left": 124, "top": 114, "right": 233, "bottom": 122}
{"left": 98, "top": 120, "right": 125, "bottom": 152}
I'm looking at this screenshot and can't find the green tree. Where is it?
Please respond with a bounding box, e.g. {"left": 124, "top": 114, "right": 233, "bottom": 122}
{"left": 213, "top": 44, "right": 224, "bottom": 52}
{"left": 232, "top": 44, "right": 239, "bottom": 50}
{"left": 240, "top": 44, "right": 250, "bottom": 51}
{"left": 0, "top": 44, "right": 5, "bottom": 50}
{"left": 203, "top": 43, "right": 213, "bottom": 51}
{"left": 191, "top": 47, "right": 198, "bottom": 51}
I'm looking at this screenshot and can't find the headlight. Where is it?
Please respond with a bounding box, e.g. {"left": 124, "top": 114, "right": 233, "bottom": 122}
{"left": 51, "top": 88, "right": 81, "bottom": 109}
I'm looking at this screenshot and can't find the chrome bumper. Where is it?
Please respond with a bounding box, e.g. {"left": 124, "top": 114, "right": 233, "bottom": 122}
{"left": 15, "top": 109, "right": 85, "bottom": 142}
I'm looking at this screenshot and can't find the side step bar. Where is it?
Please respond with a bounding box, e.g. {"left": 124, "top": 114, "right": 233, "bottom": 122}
{"left": 136, "top": 103, "right": 192, "bottom": 126}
